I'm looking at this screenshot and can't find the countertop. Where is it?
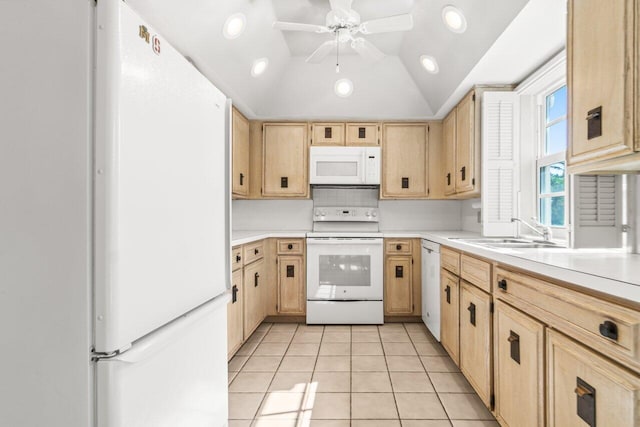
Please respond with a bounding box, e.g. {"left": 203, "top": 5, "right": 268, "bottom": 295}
{"left": 231, "top": 229, "right": 640, "bottom": 304}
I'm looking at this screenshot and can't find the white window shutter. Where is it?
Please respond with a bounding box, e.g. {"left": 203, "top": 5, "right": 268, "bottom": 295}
{"left": 482, "top": 91, "right": 519, "bottom": 236}
{"left": 573, "top": 175, "right": 621, "bottom": 248}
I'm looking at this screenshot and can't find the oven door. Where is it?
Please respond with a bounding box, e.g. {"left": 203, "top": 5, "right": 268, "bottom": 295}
{"left": 306, "top": 238, "right": 383, "bottom": 301}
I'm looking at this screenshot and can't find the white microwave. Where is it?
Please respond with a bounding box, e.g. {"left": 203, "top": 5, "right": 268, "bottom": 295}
{"left": 309, "top": 146, "right": 381, "bottom": 185}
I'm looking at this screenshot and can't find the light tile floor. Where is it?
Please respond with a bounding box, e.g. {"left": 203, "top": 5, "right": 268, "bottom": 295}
{"left": 228, "top": 322, "right": 498, "bottom": 427}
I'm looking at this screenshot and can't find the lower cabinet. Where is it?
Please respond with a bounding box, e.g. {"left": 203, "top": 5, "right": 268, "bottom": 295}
{"left": 547, "top": 329, "right": 640, "bottom": 427}
{"left": 494, "top": 299, "right": 545, "bottom": 427}
{"left": 384, "top": 255, "right": 413, "bottom": 314}
{"left": 440, "top": 268, "right": 460, "bottom": 365}
{"left": 277, "top": 255, "right": 305, "bottom": 314}
{"left": 243, "top": 258, "right": 265, "bottom": 340}
{"left": 459, "top": 281, "right": 492, "bottom": 407}
{"left": 227, "top": 269, "right": 244, "bottom": 360}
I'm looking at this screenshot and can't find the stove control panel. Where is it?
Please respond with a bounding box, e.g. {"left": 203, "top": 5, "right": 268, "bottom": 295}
{"left": 313, "top": 207, "right": 379, "bottom": 222}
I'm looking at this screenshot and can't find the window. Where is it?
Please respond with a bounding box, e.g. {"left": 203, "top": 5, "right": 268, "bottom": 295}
{"left": 537, "top": 85, "right": 567, "bottom": 227}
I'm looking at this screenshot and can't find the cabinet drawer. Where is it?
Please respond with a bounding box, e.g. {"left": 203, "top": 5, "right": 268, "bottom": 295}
{"left": 496, "top": 268, "right": 640, "bottom": 369}
{"left": 243, "top": 240, "right": 265, "bottom": 265}
{"left": 277, "top": 239, "right": 304, "bottom": 255}
{"left": 547, "top": 329, "right": 640, "bottom": 427}
{"left": 441, "top": 247, "right": 460, "bottom": 275}
{"left": 312, "top": 123, "right": 344, "bottom": 146}
{"left": 232, "top": 246, "right": 243, "bottom": 271}
{"left": 385, "top": 239, "right": 412, "bottom": 255}
{"left": 460, "top": 254, "right": 492, "bottom": 293}
{"left": 346, "top": 123, "right": 378, "bottom": 145}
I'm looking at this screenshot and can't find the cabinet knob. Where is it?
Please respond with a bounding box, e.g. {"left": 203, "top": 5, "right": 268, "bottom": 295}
{"left": 598, "top": 320, "right": 618, "bottom": 341}
{"left": 287, "top": 243, "right": 293, "bottom": 250}
{"left": 497, "top": 279, "right": 507, "bottom": 291}
{"left": 396, "top": 244, "right": 402, "bottom": 250}
{"left": 286, "top": 265, "right": 295, "bottom": 278}
{"left": 401, "top": 177, "right": 409, "bottom": 189}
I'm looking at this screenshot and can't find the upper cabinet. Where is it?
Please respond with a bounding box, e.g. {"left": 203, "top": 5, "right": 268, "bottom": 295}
{"left": 443, "top": 110, "right": 457, "bottom": 196}
{"left": 381, "top": 123, "right": 429, "bottom": 199}
{"left": 311, "top": 122, "right": 379, "bottom": 146}
{"left": 262, "top": 123, "right": 309, "bottom": 198}
{"left": 231, "top": 108, "right": 250, "bottom": 198}
{"left": 567, "top": 0, "right": 640, "bottom": 173}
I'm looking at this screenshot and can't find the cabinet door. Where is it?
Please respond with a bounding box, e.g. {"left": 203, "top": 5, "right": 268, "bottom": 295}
{"left": 440, "top": 269, "right": 460, "bottom": 365}
{"left": 548, "top": 329, "right": 640, "bottom": 427}
{"left": 277, "top": 255, "right": 305, "bottom": 315}
{"left": 262, "top": 123, "right": 308, "bottom": 197}
{"left": 459, "top": 281, "right": 492, "bottom": 406}
{"left": 346, "top": 123, "right": 379, "bottom": 146}
{"left": 455, "top": 92, "right": 476, "bottom": 193}
{"left": 568, "top": 0, "right": 635, "bottom": 164}
{"left": 384, "top": 255, "right": 413, "bottom": 315}
{"left": 232, "top": 108, "right": 250, "bottom": 197}
{"left": 312, "top": 123, "right": 344, "bottom": 146}
{"left": 381, "top": 123, "right": 428, "bottom": 198}
{"left": 494, "top": 300, "right": 545, "bottom": 427}
{"left": 443, "top": 110, "right": 457, "bottom": 196}
{"left": 227, "top": 269, "right": 244, "bottom": 359}
{"left": 243, "top": 259, "right": 265, "bottom": 339}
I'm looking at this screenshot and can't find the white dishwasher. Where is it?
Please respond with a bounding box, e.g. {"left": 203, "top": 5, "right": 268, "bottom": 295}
{"left": 421, "top": 239, "right": 441, "bottom": 340}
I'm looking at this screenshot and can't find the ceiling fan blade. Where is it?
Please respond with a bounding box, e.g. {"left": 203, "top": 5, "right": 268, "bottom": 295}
{"left": 351, "top": 38, "right": 385, "bottom": 62}
{"left": 306, "top": 40, "right": 337, "bottom": 64}
{"left": 329, "top": 0, "right": 353, "bottom": 12}
{"left": 359, "top": 14, "right": 414, "bottom": 34}
{"left": 273, "top": 21, "right": 330, "bottom": 33}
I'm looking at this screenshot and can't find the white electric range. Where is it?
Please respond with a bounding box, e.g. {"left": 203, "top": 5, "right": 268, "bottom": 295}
{"left": 306, "top": 205, "right": 384, "bottom": 324}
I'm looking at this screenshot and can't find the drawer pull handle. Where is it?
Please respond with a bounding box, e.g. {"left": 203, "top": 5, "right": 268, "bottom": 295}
{"left": 287, "top": 243, "right": 293, "bottom": 250}
{"left": 575, "top": 377, "right": 596, "bottom": 427}
{"left": 239, "top": 173, "right": 245, "bottom": 186}
{"left": 232, "top": 285, "right": 238, "bottom": 303}
{"left": 467, "top": 302, "right": 476, "bottom": 326}
{"left": 254, "top": 272, "right": 260, "bottom": 287}
{"left": 497, "top": 279, "right": 507, "bottom": 291}
{"left": 396, "top": 244, "right": 402, "bottom": 250}
{"left": 286, "top": 265, "right": 295, "bottom": 278}
{"left": 508, "top": 331, "right": 520, "bottom": 364}
{"left": 236, "top": 255, "right": 241, "bottom": 263}
{"left": 395, "top": 265, "right": 404, "bottom": 278}
{"left": 254, "top": 248, "right": 259, "bottom": 255}
{"left": 575, "top": 385, "right": 593, "bottom": 397}
{"left": 446, "top": 172, "right": 451, "bottom": 186}
{"left": 460, "top": 166, "right": 466, "bottom": 181}
{"left": 598, "top": 320, "right": 618, "bottom": 341}
{"left": 445, "top": 285, "right": 451, "bottom": 304}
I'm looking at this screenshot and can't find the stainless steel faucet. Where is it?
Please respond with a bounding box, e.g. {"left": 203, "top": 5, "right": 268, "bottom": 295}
{"left": 511, "top": 217, "right": 552, "bottom": 241}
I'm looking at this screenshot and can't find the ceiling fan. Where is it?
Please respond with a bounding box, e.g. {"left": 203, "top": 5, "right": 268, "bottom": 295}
{"left": 273, "top": 0, "right": 413, "bottom": 70}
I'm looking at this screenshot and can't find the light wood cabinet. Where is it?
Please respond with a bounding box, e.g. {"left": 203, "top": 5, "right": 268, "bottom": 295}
{"left": 232, "top": 108, "right": 250, "bottom": 198}
{"left": 443, "top": 110, "right": 457, "bottom": 196}
{"left": 547, "top": 329, "right": 640, "bottom": 427}
{"left": 311, "top": 123, "right": 344, "bottom": 146}
{"left": 381, "top": 123, "right": 429, "bottom": 199}
{"left": 455, "top": 92, "right": 476, "bottom": 193}
{"left": 494, "top": 300, "right": 545, "bottom": 427}
{"left": 346, "top": 123, "right": 379, "bottom": 146}
{"left": 227, "top": 269, "right": 244, "bottom": 359}
{"left": 459, "top": 281, "right": 492, "bottom": 407}
{"left": 275, "top": 238, "right": 305, "bottom": 316}
{"left": 262, "top": 123, "right": 309, "bottom": 197}
{"left": 384, "top": 239, "right": 421, "bottom": 317}
{"left": 231, "top": 246, "right": 243, "bottom": 272}
{"left": 440, "top": 246, "right": 460, "bottom": 275}
{"left": 384, "top": 256, "right": 413, "bottom": 315}
{"left": 243, "top": 257, "right": 265, "bottom": 340}
{"left": 441, "top": 268, "right": 460, "bottom": 365}
{"left": 568, "top": 0, "right": 639, "bottom": 171}
{"left": 460, "top": 254, "right": 492, "bottom": 294}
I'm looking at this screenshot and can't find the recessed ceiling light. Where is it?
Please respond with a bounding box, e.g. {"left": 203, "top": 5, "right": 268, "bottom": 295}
{"left": 223, "top": 13, "right": 246, "bottom": 39}
{"left": 251, "top": 58, "right": 269, "bottom": 77}
{"left": 420, "top": 55, "right": 439, "bottom": 74}
{"left": 334, "top": 78, "right": 353, "bottom": 97}
{"left": 442, "top": 5, "right": 467, "bottom": 33}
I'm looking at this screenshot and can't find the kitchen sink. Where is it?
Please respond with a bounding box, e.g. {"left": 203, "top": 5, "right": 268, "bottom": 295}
{"left": 450, "top": 237, "right": 562, "bottom": 249}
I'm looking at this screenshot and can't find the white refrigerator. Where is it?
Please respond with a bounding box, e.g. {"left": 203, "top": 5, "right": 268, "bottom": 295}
{"left": 0, "top": 1, "right": 230, "bottom": 426}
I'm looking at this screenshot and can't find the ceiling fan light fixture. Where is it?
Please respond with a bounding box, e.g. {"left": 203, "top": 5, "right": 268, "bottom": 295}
{"left": 251, "top": 58, "right": 269, "bottom": 77}
{"left": 442, "top": 5, "right": 467, "bottom": 33}
{"left": 334, "top": 78, "right": 353, "bottom": 97}
{"left": 420, "top": 55, "right": 439, "bottom": 74}
{"left": 223, "top": 13, "right": 246, "bottom": 39}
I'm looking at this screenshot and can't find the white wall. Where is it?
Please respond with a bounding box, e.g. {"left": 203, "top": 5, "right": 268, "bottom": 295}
{"left": 232, "top": 199, "right": 464, "bottom": 232}
{"left": 232, "top": 200, "right": 314, "bottom": 230}
{"left": 461, "top": 199, "right": 482, "bottom": 233}
{"left": 0, "top": 1, "right": 93, "bottom": 426}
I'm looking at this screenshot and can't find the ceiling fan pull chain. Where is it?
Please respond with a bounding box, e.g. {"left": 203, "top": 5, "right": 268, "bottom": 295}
{"left": 335, "top": 31, "right": 340, "bottom": 73}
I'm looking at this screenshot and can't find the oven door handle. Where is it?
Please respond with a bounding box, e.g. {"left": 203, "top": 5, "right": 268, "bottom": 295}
{"left": 306, "top": 238, "right": 383, "bottom": 245}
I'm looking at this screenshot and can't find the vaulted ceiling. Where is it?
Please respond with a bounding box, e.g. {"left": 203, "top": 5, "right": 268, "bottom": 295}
{"left": 126, "top": 0, "right": 566, "bottom": 120}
